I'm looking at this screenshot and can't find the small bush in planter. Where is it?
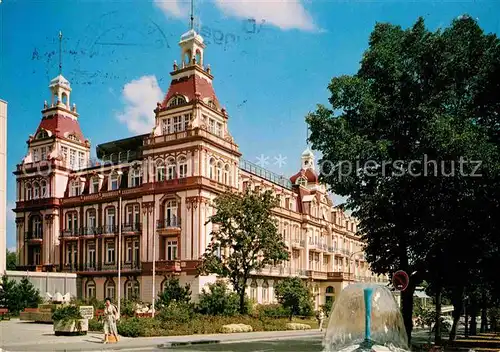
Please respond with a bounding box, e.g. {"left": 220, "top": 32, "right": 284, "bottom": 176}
{"left": 52, "top": 305, "right": 87, "bottom": 336}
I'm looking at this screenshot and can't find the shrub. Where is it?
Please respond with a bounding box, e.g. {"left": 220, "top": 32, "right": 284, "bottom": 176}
{"left": 156, "top": 277, "right": 191, "bottom": 310}
{"left": 88, "top": 319, "right": 103, "bottom": 332}
{"left": 0, "top": 276, "right": 42, "bottom": 315}
{"left": 253, "top": 304, "right": 290, "bottom": 318}
{"left": 52, "top": 305, "right": 83, "bottom": 322}
{"left": 274, "top": 277, "right": 314, "bottom": 320}
{"left": 157, "top": 301, "right": 195, "bottom": 324}
{"left": 117, "top": 317, "right": 143, "bottom": 337}
{"left": 321, "top": 299, "right": 334, "bottom": 317}
{"left": 197, "top": 281, "right": 249, "bottom": 316}
{"left": 120, "top": 298, "right": 139, "bottom": 318}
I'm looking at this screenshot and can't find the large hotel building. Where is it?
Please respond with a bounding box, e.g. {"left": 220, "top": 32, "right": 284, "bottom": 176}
{"left": 13, "top": 27, "right": 385, "bottom": 308}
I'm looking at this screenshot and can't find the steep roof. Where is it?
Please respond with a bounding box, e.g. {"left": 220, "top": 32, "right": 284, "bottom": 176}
{"left": 161, "top": 74, "right": 219, "bottom": 108}
{"left": 290, "top": 168, "right": 319, "bottom": 184}
{"left": 36, "top": 114, "right": 85, "bottom": 142}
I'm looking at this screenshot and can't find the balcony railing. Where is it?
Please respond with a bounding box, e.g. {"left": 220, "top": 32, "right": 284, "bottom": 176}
{"left": 25, "top": 231, "right": 43, "bottom": 240}
{"left": 62, "top": 261, "right": 141, "bottom": 272}
{"left": 122, "top": 223, "right": 142, "bottom": 232}
{"left": 157, "top": 217, "right": 180, "bottom": 229}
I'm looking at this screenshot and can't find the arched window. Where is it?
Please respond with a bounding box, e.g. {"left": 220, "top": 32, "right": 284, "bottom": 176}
{"left": 249, "top": 280, "right": 257, "bottom": 301}
{"left": 183, "top": 49, "right": 192, "bottom": 66}
{"left": 68, "top": 134, "right": 79, "bottom": 142}
{"left": 168, "top": 95, "right": 186, "bottom": 108}
{"left": 105, "top": 279, "right": 116, "bottom": 300}
{"left": 297, "top": 177, "right": 307, "bottom": 186}
{"left": 125, "top": 279, "right": 140, "bottom": 300}
{"left": 167, "top": 158, "right": 176, "bottom": 180}
{"left": 178, "top": 156, "right": 187, "bottom": 178}
{"left": 165, "top": 200, "right": 177, "bottom": 226}
{"left": 216, "top": 162, "right": 222, "bottom": 183}
{"left": 37, "top": 130, "right": 49, "bottom": 139}
{"left": 33, "top": 181, "right": 40, "bottom": 199}
{"left": 40, "top": 180, "right": 48, "bottom": 198}
{"left": 86, "top": 279, "right": 96, "bottom": 299}
{"left": 61, "top": 92, "right": 68, "bottom": 106}
{"left": 209, "top": 158, "right": 215, "bottom": 179}
{"left": 195, "top": 49, "right": 202, "bottom": 65}
{"left": 25, "top": 183, "right": 33, "bottom": 200}
{"left": 262, "top": 281, "right": 269, "bottom": 303}
{"left": 223, "top": 164, "right": 230, "bottom": 185}
{"left": 325, "top": 286, "right": 335, "bottom": 305}
{"left": 86, "top": 208, "right": 97, "bottom": 231}
{"left": 156, "top": 159, "right": 166, "bottom": 182}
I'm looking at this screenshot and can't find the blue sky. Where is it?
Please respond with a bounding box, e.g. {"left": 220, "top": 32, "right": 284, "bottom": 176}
{"left": 1, "top": 0, "right": 499, "bottom": 250}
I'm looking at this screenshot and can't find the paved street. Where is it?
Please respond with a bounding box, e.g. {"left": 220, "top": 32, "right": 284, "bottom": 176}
{"left": 0, "top": 319, "right": 322, "bottom": 351}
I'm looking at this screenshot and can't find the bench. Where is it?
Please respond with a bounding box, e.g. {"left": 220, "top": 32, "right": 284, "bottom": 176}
{"left": 0, "top": 308, "right": 10, "bottom": 320}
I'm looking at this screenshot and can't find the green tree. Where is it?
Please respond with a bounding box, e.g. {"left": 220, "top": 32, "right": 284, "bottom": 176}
{"left": 6, "top": 250, "right": 17, "bottom": 270}
{"left": 306, "top": 15, "right": 500, "bottom": 344}
{"left": 0, "top": 275, "right": 18, "bottom": 313}
{"left": 16, "top": 277, "right": 42, "bottom": 312}
{"left": 156, "top": 277, "right": 191, "bottom": 309}
{"left": 274, "top": 277, "right": 314, "bottom": 321}
{"left": 198, "top": 189, "right": 289, "bottom": 314}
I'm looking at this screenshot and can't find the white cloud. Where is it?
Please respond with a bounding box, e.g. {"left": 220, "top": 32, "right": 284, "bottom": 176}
{"left": 214, "top": 0, "right": 317, "bottom": 31}
{"left": 154, "top": 0, "right": 188, "bottom": 19}
{"left": 8, "top": 247, "right": 16, "bottom": 253}
{"left": 116, "top": 76, "right": 164, "bottom": 134}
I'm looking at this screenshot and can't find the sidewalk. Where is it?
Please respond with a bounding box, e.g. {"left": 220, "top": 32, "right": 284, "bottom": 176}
{"left": 0, "top": 319, "right": 322, "bottom": 351}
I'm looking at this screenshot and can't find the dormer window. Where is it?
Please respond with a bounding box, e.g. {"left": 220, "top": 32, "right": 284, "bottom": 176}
{"left": 131, "top": 168, "right": 142, "bottom": 187}
{"left": 36, "top": 130, "right": 49, "bottom": 139}
{"left": 68, "top": 134, "right": 79, "bottom": 142}
{"left": 296, "top": 177, "right": 307, "bottom": 186}
{"left": 207, "top": 100, "right": 216, "bottom": 109}
{"left": 109, "top": 172, "right": 120, "bottom": 191}
{"left": 91, "top": 176, "right": 100, "bottom": 193}
{"left": 70, "top": 180, "right": 80, "bottom": 197}
{"left": 168, "top": 95, "right": 186, "bottom": 108}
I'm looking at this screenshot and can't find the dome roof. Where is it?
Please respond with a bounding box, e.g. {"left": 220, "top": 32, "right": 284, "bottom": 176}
{"left": 49, "top": 74, "right": 71, "bottom": 88}
{"left": 302, "top": 148, "right": 314, "bottom": 157}
{"left": 180, "top": 29, "right": 204, "bottom": 44}
{"left": 290, "top": 168, "right": 319, "bottom": 185}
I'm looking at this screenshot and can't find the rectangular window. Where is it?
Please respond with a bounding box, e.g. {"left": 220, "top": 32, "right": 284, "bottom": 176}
{"left": 131, "top": 169, "right": 142, "bottom": 187}
{"left": 167, "top": 240, "right": 178, "bottom": 260}
{"left": 110, "top": 174, "right": 119, "bottom": 190}
{"left": 78, "top": 152, "right": 85, "bottom": 169}
{"left": 106, "top": 241, "right": 115, "bottom": 263}
{"left": 106, "top": 285, "right": 115, "bottom": 300}
{"left": 184, "top": 114, "right": 191, "bottom": 130}
{"left": 179, "top": 163, "right": 187, "bottom": 178}
{"left": 69, "top": 149, "right": 76, "bottom": 168}
{"left": 106, "top": 208, "right": 116, "bottom": 226}
{"left": 91, "top": 178, "right": 100, "bottom": 193}
{"left": 87, "top": 242, "right": 96, "bottom": 268}
{"left": 215, "top": 122, "right": 222, "bottom": 137}
{"left": 173, "top": 116, "right": 183, "bottom": 132}
{"left": 41, "top": 147, "right": 46, "bottom": 161}
{"left": 162, "top": 118, "right": 172, "bottom": 134}
{"left": 71, "top": 181, "right": 80, "bottom": 196}
{"left": 208, "top": 119, "right": 215, "bottom": 134}
{"left": 167, "top": 164, "right": 176, "bottom": 180}
{"left": 157, "top": 166, "right": 165, "bottom": 182}
{"left": 126, "top": 241, "right": 132, "bottom": 263}
{"left": 33, "top": 149, "right": 39, "bottom": 162}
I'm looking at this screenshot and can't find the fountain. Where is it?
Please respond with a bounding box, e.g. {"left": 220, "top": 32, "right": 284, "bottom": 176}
{"left": 323, "top": 284, "right": 410, "bottom": 352}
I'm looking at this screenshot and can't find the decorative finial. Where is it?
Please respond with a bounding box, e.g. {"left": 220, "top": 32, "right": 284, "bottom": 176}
{"left": 173, "top": 60, "right": 178, "bottom": 70}
{"left": 206, "top": 64, "right": 211, "bottom": 74}
{"left": 72, "top": 103, "right": 76, "bottom": 112}
{"left": 192, "top": 55, "right": 196, "bottom": 64}
{"left": 44, "top": 100, "right": 48, "bottom": 109}
{"left": 58, "top": 31, "right": 63, "bottom": 75}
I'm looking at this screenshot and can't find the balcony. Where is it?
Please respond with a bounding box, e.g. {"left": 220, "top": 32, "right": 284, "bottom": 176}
{"left": 61, "top": 261, "right": 141, "bottom": 273}
{"left": 306, "top": 270, "right": 328, "bottom": 280}
{"left": 60, "top": 229, "right": 80, "bottom": 238}
{"left": 157, "top": 217, "right": 181, "bottom": 235}
{"left": 81, "top": 227, "right": 100, "bottom": 236}
{"left": 292, "top": 239, "right": 305, "bottom": 248}
{"left": 122, "top": 223, "right": 142, "bottom": 233}
{"left": 142, "top": 260, "right": 200, "bottom": 274}
{"left": 327, "top": 271, "right": 354, "bottom": 281}
{"left": 25, "top": 231, "right": 43, "bottom": 241}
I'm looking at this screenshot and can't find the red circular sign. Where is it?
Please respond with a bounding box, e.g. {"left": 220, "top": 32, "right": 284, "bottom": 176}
{"left": 392, "top": 270, "right": 409, "bottom": 291}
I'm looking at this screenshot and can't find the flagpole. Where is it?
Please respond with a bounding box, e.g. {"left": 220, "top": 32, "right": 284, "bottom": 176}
{"left": 118, "top": 195, "right": 122, "bottom": 316}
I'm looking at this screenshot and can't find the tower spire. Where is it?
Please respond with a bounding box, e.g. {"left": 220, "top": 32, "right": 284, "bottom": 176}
{"left": 190, "top": 0, "right": 194, "bottom": 30}
{"left": 58, "top": 31, "right": 63, "bottom": 75}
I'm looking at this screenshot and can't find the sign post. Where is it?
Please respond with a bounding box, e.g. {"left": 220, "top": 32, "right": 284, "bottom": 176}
{"left": 392, "top": 270, "right": 409, "bottom": 292}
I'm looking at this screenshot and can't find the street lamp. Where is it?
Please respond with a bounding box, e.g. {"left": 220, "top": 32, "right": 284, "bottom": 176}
{"left": 347, "top": 250, "right": 364, "bottom": 284}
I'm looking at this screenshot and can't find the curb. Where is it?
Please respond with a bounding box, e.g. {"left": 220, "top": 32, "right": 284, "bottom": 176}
{"left": 158, "top": 340, "right": 221, "bottom": 348}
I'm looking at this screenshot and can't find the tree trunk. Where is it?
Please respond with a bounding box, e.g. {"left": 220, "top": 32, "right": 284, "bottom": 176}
{"left": 238, "top": 289, "right": 246, "bottom": 315}
{"left": 470, "top": 308, "right": 477, "bottom": 336}
{"left": 401, "top": 283, "right": 415, "bottom": 345}
{"left": 449, "top": 287, "right": 464, "bottom": 341}
{"left": 480, "top": 307, "right": 488, "bottom": 333}
{"left": 434, "top": 285, "right": 442, "bottom": 344}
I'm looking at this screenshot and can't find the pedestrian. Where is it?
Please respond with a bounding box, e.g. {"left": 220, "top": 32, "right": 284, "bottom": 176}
{"left": 317, "top": 309, "right": 325, "bottom": 332}
{"left": 103, "top": 297, "right": 119, "bottom": 344}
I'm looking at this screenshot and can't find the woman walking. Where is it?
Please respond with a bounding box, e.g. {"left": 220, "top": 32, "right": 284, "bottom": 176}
{"left": 103, "top": 297, "right": 119, "bottom": 344}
